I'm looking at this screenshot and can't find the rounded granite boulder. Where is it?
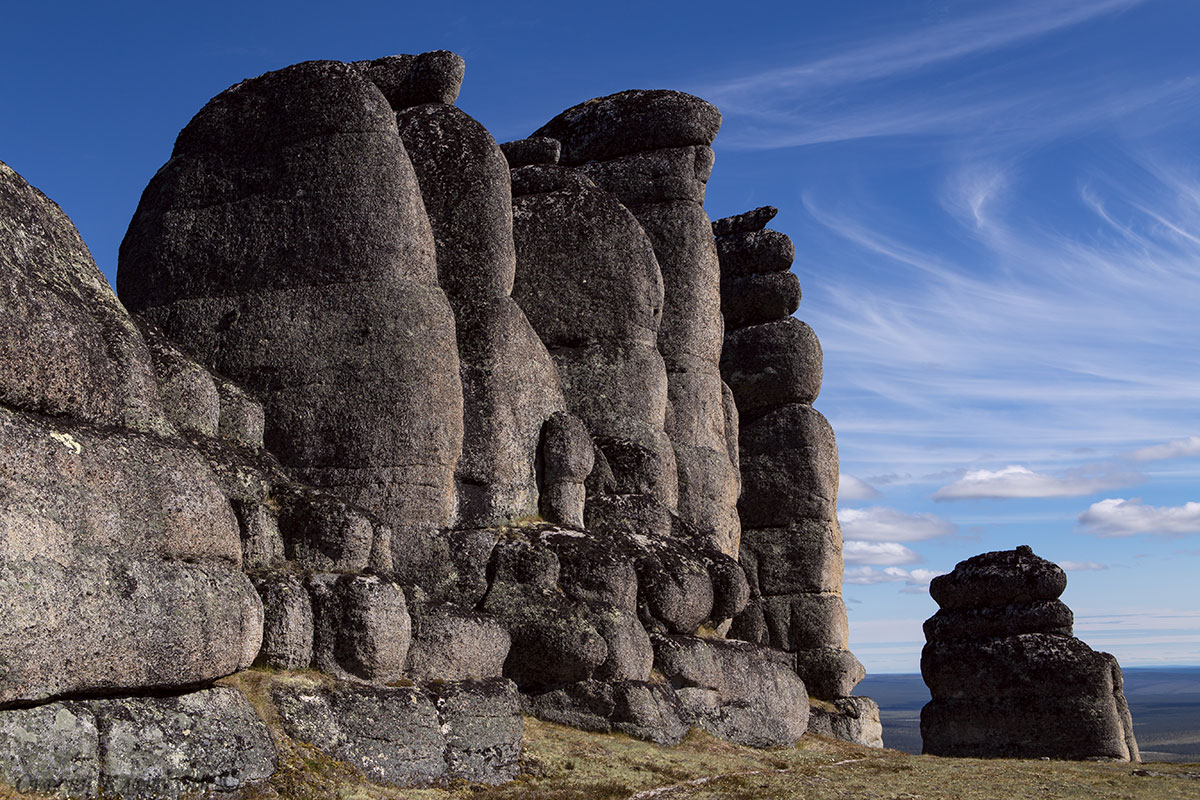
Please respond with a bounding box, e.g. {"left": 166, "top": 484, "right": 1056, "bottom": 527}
{"left": 720, "top": 270, "right": 802, "bottom": 330}
{"left": 720, "top": 316, "right": 823, "bottom": 413}
{"left": 716, "top": 229, "right": 795, "bottom": 278}
{"left": 533, "top": 89, "right": 721, "bottom": 166}
{"left": 930, "top": 545, "right": 1067, "bottom": 611}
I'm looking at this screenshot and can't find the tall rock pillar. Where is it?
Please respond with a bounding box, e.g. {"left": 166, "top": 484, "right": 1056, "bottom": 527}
{"left": 534, "top": 91, "right": 741, "bottom": 558}
{"left": 922, "top": 546, "right": 1139, "bottom": 761}
{"left": 118, "top": 60, "right": 464, "bottom": 548}
{"left": 715, "top": 208, "right": 867, "bottom": 709}
{"left": 361, "top": 54, "right": 569, "bottom": 528}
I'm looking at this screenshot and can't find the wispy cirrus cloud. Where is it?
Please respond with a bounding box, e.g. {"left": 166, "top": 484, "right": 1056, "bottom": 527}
{"left": 838, "top": 507, "right": 955, "bottom": 541}
{"left": 699, "top": 0, "right": 1159, "bottom": 150}
{"left": 1077, "top": 498, "right": 1200, "bottom": 537}
{"left": 1058, "top": 560, "right": 1108, "bottom": 571}
{"left": 705, "top": 0, "right": 1145, "bottom": 107}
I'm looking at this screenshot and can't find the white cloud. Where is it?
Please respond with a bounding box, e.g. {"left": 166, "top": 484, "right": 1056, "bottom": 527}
{"left": 1129, "top": 435, "right": 1200, "bottom": 461}
{"left": 838, "top": 506, "right": 955, "bottom": 542}
{"left": 1077, "top": 498, "right": 1200, "bottom": 537}
{"left": 1058, "top": 560, "right": 1108, "bottom": 571}
{"left": 838, "top": 473, "right": 879, "bottom": 501}
{"left": 842, "top": 541, "right": 921, "bottom": 566}
{"left": 933, "top": 464, "right": 1136, "bottom": 500}
{"left": 844, "top": 566, "right": 943, "bottom": 586}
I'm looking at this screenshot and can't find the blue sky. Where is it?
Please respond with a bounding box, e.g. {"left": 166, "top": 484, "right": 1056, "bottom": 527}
{"left": 3, "top": 0, "right": 1198, "bottom": 674}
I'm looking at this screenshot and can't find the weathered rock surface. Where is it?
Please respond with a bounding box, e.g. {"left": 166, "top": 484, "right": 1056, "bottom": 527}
{"left": 537, "top": 91, "right": 740, "bottom": 557}
{"left": 921, "top": 546, "right": 1138, "bottom": 761}
{"left": 736, "top": 403, "right": 838, "bottom": 529}
{"left": 254, "top": 574, "right": 315, "bottom": 670}
{"left": 721, "top": 270, "right": 802, "bottom": 330}
{"left": 308, "top": 573, "right": 411, "bottom": 683}
{"left": 274, "top": 676, "right": 522, "bottom": 786}
{"left": 500, "top": 136, "right": 561, "bottom": 168}
{"left": 406, "top": 602, "right": 511, "bottom": 680}
{"left": 512, "top": 165, "right": 677, "bottom": 518}
{"left": 397, "top": 101, "right": 567, "bottom": 527}
{"left": 525, "top": 679, "right": 691, "bottom": 745}
{"left": 118, "top": 59, "right": 465, "bottom": 545}
{"left": 0, "top": 160, "right": 165, "bottom": 432}
{"left": 721, "top": 317, "right": 823, "bottom": 412}
{"left": 354, "top": 50, "right": 465, "bottom": 108}
{"left": 711, "top": 205, "right": 778, "bottom": 238}
{"left": 717, "top": 209, "right": 865, "bottom": 707}
{"left": 929, "top": 544, "right": 1068, "bottom": 610}
{"left": 1, "top": 161, "right": 263, "bottom": 710}
{"left": 654, "top": 635, "right": 810, "bottom": 747}
{"left": 807, "top": 696, "right": 883, "bottom": 748}
{"left": 0, "top": 688, "right": 275, "bottom": 799}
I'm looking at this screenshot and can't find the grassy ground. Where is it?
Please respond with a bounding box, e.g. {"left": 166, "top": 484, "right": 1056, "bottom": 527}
{"left": 2, "top": 672, "right": 1197, "bottom": 799}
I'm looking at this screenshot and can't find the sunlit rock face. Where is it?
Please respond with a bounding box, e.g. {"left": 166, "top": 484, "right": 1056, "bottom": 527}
{"left": 921, "top": 545, "right": 1140, "bottom": 761}
{"left": 118, "top": 60, "right": 465, "bottom": 547}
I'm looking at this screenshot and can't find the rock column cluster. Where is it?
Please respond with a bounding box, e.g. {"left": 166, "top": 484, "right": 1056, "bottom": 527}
{"left": 387, "top": 58, "right": 570, "bottom": 527}
{"left": 921, "top": 546, "right": 1139, "bottom": 761}
{"left": 0, "top": 50, "right": 893, "bottom": 798}
{"left": 715, "top": 208, "right": 868, "bottom": 712}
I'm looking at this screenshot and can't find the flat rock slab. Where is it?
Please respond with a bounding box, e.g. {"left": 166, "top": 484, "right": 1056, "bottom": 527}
{"left": 0, "top": 687, "right": 275, "bottom": 799}
{"left": 273, "top": 676, "right": 522, "bottom": 787}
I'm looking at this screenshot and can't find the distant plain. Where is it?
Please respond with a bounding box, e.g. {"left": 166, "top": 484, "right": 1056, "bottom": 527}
{"left": 858, "top": 666, "right": 1200, "bottom": 762}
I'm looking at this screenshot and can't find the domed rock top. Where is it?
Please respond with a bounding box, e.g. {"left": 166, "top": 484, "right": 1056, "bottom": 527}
{"left": 929, "top": 544, "right": 1067, "bottom": 611}
{"left": 532, "top": 89, "right": 721, "bottom": 165}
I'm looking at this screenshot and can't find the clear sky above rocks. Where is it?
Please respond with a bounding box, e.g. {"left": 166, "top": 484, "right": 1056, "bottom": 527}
{"left": 3, "top": 0, "right": 1197, "bottom": 673}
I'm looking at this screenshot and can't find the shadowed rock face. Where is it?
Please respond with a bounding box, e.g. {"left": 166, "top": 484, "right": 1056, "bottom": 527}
{"left": 394, "top": 102, "right": 566, "bottom": 527}
{"left": 714, "top": 207, "right": 865, "bottom": 712}
{"left": 535, "top": 91, "right": 741, "bottom": 559}
{"left": 511, "top": 163, "right": 677, "bottom": 514}
{"left": 921, "top": 546, "right": 1139, "bottom": 762}
{"left": 118, "top": 60, "right": 464, "bottom": 540}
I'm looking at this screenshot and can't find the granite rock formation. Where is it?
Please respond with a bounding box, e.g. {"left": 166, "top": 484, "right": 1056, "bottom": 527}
{"left": 1, "top": 49, "right": 887, "bottom": 797}
{"left": 715, "top": 207, "right": 874, "bottom": 731}
{"left": 534, "top": 92, "right": 742, "bottom": 559}
{"left": 921, "top": 546, "right": 1139, "bottom": 761}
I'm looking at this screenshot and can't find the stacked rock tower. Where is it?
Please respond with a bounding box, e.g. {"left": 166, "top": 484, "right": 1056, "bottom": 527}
{"left": 921, "top": 546, "right": 1139, "bottom": 761}
{"left": 715, "top": 207, "right": 878, "bottom": 742}
{"left": 1, "top": 51, "right": 881, "bottom": 797}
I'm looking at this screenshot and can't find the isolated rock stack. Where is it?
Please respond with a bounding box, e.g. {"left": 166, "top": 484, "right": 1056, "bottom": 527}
{"left": 716, "top": 209, "right": 867, "bottom": 711}
{"left": 921, "top": 546, "right": 1139, "bottom": 761}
